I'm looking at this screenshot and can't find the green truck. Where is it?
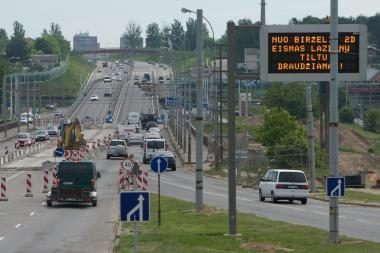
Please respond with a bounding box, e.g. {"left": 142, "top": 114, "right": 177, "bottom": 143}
{"left": 47, "top": 161, "right": 100, "bottom": 207}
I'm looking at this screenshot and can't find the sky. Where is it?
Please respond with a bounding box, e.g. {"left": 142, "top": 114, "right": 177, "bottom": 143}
{"left": 0, "top": 0, "right": 378, "bottom": 47}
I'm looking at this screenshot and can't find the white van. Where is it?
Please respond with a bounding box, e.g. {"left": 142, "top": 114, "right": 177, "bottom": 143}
{"left": 143, "top": 138, "right": 167, "bottom": 164}
{"left": 259, "top": 169, "right": 309, "bottom": 204}
{"left": 128, "top": 112, "right": 140, "bottom": 125}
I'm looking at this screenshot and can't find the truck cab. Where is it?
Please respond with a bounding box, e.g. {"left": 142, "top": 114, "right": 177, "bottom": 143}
{"left": 46, "top": 161, "right": 100, "bottom": 207}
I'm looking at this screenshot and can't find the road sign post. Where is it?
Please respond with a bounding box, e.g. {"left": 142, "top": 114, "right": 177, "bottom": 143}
{"left": 150, "top": 156, "right": 168, "bottom": 226}
{"left": 327, "top": 177, "right": 345, "bottom": 197}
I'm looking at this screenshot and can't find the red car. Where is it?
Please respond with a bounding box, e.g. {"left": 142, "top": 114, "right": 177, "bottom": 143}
{"left": 16, "top": 132, "right": 35, "bottom": 147}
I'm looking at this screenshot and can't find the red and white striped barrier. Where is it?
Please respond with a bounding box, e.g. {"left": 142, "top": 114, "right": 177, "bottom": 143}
{"left": 25, "top": 173, "right": 33, "bottom": 197}
{"left": 52, "top": 166, "right": 58, "bottom": 187}
{"left": 119, "top": 168, "right": 125, "bottom": 191}
{"left": 138, "top": 171, "right": 149, "bottom": 191}
{"left": 0, "top": 176, "right": 8, "bottom": 201}
{"left": 42, "top": 170, "right": 49, "bottom": 193}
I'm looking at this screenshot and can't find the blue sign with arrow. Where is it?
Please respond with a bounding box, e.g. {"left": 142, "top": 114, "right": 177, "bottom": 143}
{"left": 120, "top": 191, "right": 150, "bottom": 222}
{"left": 326, "top": 177, "right": 345, "bottom": 197}
{"left": 54, "top": 148, "right": 64, "bottom": 157}
{"left": 150, "top": 156, "right": 168, "bottom": 173}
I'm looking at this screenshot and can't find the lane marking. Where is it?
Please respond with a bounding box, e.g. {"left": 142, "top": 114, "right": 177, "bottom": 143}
{"left": 15, "top": 224, "right": 21, "bottom": 229}
{"left": 357, "top": 219, "right": 370, "bottom": 224}
{"left": 0, "top": 237, "right": 4, "bottom": 241}
{"left": 41, "top": 202, "right": 46, "bottom": 206}
{"left": 313, "top": 211, "right": 328, "bottom": 216}
{"left": 272, "top": 205, "right": 304, "bottom": 211}
{"left": 7, "top": 171, "right": 25, "bottom": 182}
{"left": 30, "top": 212, "right": 35, "bottom": 216}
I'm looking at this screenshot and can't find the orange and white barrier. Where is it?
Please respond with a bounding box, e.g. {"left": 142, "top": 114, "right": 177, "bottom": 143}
{"left": 52, "top": 166, "right": 58, "bottom": 187}
{"left": 25, "top": 173, "right": 33, "bottom": 197}
{"left": 137, "top": 171, "right": 149, "bottom": 191}
{"left": 119, "top": 168, "right": 125, "bottom": 191}
{"left": 0, "top": 176, "right": 8, "bottom": 201}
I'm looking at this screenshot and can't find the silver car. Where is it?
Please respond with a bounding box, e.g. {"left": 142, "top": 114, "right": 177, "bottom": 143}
{"left": 107, "top": 139, "right": 128, "bottom": 159}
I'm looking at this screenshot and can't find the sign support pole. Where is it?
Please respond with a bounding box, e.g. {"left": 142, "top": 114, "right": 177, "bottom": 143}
{"left": 158, "top": 160, "right": 161, "bottom": 226}
{"left": 329, "top": 0, "right": 340, "bottom": 244}
{"left": 133, "top": 215, "right": 138, "bottom": 253}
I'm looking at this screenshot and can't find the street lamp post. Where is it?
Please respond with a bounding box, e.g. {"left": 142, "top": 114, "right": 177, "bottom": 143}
{"left": 182, "top": 7, "right": 204, "bottom": 211}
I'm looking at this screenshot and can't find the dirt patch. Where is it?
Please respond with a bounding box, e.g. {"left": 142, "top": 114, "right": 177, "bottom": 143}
{"left": 240, "top": 242, "right": 294, "bottom": 252}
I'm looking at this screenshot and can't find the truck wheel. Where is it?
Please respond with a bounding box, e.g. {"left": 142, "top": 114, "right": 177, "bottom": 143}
{"left": 92, "top": 199, "right": 97, "bottom": 207}
{"left": 107, "top": 155, "right": 110, "bottom": 159}
{"left": 47, "top": 199, "right": 52, "bottom": 207}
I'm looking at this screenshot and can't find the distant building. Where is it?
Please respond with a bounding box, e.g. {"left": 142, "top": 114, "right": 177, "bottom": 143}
{"left": 73, "top": 32, "right": 99, "bottom": 52}
{"left": 244, "top": 48, "right": 260, "bottom": 72}
{"left": 30, "top": 54, "right": 58, "bottom": 70}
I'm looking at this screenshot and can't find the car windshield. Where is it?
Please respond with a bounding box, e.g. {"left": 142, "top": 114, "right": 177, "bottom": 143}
{"left": 36, "top": 131, "right": 46, "bottom": 135}
{"left": 110, "top": 140, "right": 125, "bottom": 146}
{"left": 278, "top": 172, "right": 307, "bottom": 183}
{"left": 17, "top": 134, "right": 29, "bottom": 138}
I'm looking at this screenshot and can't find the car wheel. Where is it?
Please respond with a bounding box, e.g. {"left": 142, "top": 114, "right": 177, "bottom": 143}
{"left": 289, "top": 199, "right": 294, "bottom": 203}
{"left": 172, "top": 165, "right": 176, "bottom": 171}
{"left": 92, "top": 199, "right": 97, "bottom": 207}
{"left": 259, "top": 189, "right": 265, "bottom": 202}
{"left": 107, "top": 155, "right": 110, "bottom": 159}
{"left": 143, "top": 157, "right": 146, "bottom": 164}
{"left": 47, "top": 199, "right": 52, "bottom": 207}
{"left": 301, "top": 198, "right": 307, "bottom": 205}
{"left": 271, "top": 192, "right": 277, "bottom": 203}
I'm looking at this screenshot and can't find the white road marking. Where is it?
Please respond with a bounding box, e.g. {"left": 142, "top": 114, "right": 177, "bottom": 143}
{"left": 357, "top": 219, "right": 370, "bottom": 224}
{"left": 314, "top": 211, "right": 328, "bottom": 216}
{"left": 274, "top": 205, "right": 305, "bottom": 211}
{"left": 15, "top": 224, "right": 21, "bottom": 229}
{"left": 30, "top": 212, "right": 35, "bottom": 216}
{"left": 7, "top": 171, "right": 25, "bottom": 181}
{"left": 41, "top": 202, "right": 46, "bottom": 206}
{"left": 0, "top": 236, "right": 4, "bottom": 241}
{"left": 309, "top": 205, "right": 325, "bottom": 209}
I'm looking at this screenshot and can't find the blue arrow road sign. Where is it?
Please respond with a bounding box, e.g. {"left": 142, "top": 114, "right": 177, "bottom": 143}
{"left": 54, "top": 148, "right": 64, "bottom": 157}
{"left": 326, "top": 177, "right": 345, "bottom": 197}
{"left": 120, "top": 191, "right": 150, "bottom": 222}
{"left": 150, "top": 156, "right": 168, "bottom": 173}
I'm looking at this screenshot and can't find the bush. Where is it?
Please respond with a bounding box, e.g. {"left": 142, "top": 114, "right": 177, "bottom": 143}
{"left": 363, "top": 108, "right": 380, "bottom": 133}
{"left": 339, "top": 106, "right": 354, "bottom": 123}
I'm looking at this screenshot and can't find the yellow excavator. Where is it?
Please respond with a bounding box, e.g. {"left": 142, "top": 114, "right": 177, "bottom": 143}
{"left": 57, "top": 118, "right": 86, "bottom": 150}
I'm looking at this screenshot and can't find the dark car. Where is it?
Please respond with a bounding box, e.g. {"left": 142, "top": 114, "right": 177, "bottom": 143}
{"left": 145, "top": 121, "right": 158, "bottom": 131}
{"left": 47, "top": 126, "right": 59, "bottom": 136}
{"left": 35, "top": 130, "right": 50, "bottom": 142}
{"left": 153, "top": 151, "right": 176, "bottom": 171}
{"left": 47, "top": 161, "right": 100, "bottom": 207}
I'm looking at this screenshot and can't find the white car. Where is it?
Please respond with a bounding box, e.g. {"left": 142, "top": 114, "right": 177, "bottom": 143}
{"left": 148, "top": 127, "right": 160, "bottom": 134}
{"left": 90, "top": 95, "right": 99, "bottom": 101}
{"left": 258, "top": 169, "right": 309, "bottom": 204}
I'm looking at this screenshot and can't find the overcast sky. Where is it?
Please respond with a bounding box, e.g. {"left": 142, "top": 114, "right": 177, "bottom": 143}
{"left": 0, "top": 0, "right": 378, "bottom": 47}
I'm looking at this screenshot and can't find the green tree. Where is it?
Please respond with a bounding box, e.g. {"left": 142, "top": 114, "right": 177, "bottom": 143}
{"left": 185, "top": 18, "right": 196, "bottom": 51}
{"left": 121, "top": 21, "right": 143, "bottom": 49}
{"left": 264, "top": 82, "right": 319, "bottom": 119}
{"left": 235, "top": 18, "right": 260, "bottom": 62}
{"left": 6, "top": 21, "right": 30, "bottom": 60}
{"left": 170, "top": 19, "right": 184, "bottom": 50}
{"left": 339, "top": 106, "right": 354, "bottom": 123}
{"left": 48, "top": 23, "right": 70, "bottom": 60}
{"left": 256, "top": 108, "right": 307, "bottom": 169}
{"left": 363, "top": 108, "right": 380, "bottom": 133}
{"left": 0, "top": 28, "right": 8, "bottom": 54}
{"left": 145, "top": 23, "right": 161, "bottom": 48}
{"left": 161, "top": 24, "right": 171, "bottom": 48}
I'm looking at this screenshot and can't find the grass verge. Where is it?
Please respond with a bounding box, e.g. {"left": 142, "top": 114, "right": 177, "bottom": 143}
{"left": 115, "top": 194, "right": 380, "bottom": 253}
{"left": 312, "top": 188, "right": 380, "bottom": 204}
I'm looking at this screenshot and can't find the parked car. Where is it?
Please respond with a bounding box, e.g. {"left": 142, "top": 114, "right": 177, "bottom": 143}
{"left": 127, "top": 133, "right": 144, "bottom": 147}
{"left": 153, "top": 150, "right": 177, "bottom": 171}
{"left": 47, "top": 126, "right": 59, "bottom": 136}
{"left": 258, "top": 169, "right": 309, "bottom": 204}
{"left": 35, "top": 130, "right": 50, "bottom": 142}
{"left": 107, "top": 139, "right": 128, "bottom": 159}
{"left": 16, "top": 132, "right": 35, "bottom": 147}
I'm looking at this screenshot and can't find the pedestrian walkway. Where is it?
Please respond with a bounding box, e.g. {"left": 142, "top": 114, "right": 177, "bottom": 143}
{"left": 164, "top": 124, "right": 211, "bottom": 171}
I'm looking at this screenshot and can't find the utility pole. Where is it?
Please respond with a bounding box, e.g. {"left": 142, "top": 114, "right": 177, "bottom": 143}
{"left": 188, "top": 81, "right": 192, "bottom": 163}
{"left": 306, "top": 83, "right": 316, "bottom": 193}
{"left": 195, "top": 9, "right": 204, "bottom": 211}
{"left": 15, "top": 76, "right": 20, "bottom": 132}
{"left": 261, "top": 0, "right": 266, "bottom": 25}
{"left": 227, "top": 21, "right": 237, "bottom": 235}
{"left": 329, "top": 0, "right": 340, "bottom": 244}
{"left": 218, "top": 45, "right": 224, "bottom": 164}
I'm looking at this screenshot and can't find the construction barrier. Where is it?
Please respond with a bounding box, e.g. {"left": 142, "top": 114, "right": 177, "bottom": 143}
{"left": 52, "top": 166, "right": 58, "bottom": 187}
{"left": 42, "top": 170, "right": 49, "bottom": 193}
{"left": 137, "top": 171, "right": 149, "bottom": 191}
{"left": 119, "top": 168, "right": 125, "bottom": 191}
{"left": 25, "top": 173, "right": 33, "bottom": 197}
{"left": 0, "top": 176, "right": 8, "bottom": 201}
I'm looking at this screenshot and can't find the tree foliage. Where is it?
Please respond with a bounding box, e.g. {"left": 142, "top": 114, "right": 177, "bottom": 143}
{"left": 145, "top": 23, "right": 161, "bottom": 48}
{"left": 160, "top": 24, "right": 171, "bottom": 49}
{"left": 339, "top": 106, "right": 354, "bottom": 123}
{"left": 170, "top": 19, "right": 184, "bottom": 50}
{"left": 6, "top": 21, "right": 30, "bottom": 60}
{"left": 264, "top": 82, "right": 320, "bottom": 119}
{"left": 363, "top": 108, "right": 380, "bottom": 133}
{"left": 0, "top": 28, "right": 8, "bottom": 54}
{"left": 121, "top": 21, "right": 143, "bottom": 49}
{"left": 185, "top": 18, "right": 196, "bottom": 51}
{"left": 256, "top": 108, "right": 307, "bottom": 169}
